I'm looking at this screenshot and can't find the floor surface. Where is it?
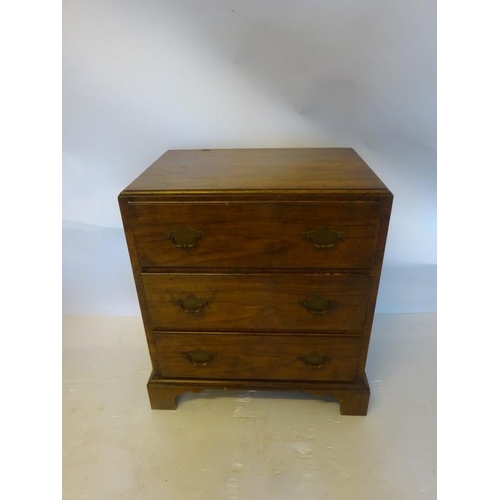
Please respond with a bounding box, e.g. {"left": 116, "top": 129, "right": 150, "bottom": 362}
{"left": 62, "top": 313, "right": 436, "bottom": 499}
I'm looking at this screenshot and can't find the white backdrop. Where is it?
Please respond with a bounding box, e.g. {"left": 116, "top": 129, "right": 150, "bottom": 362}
{"left": 62, "top": 0, "right": 436, "bottom": 315}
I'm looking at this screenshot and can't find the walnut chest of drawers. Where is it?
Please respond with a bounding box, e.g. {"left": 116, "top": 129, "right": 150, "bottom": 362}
{"left": 118, "top": 148, "right": 392, "bottom": 415}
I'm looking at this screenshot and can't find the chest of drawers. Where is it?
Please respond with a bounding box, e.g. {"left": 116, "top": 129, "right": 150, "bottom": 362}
{"left": 118, "top": 148, "right": 392, "bottom": 415}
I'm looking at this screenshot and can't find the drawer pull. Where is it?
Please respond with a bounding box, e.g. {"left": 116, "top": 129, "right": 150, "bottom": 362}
{"left": 298, "top": 351, "right": 331, "bottom": 370}
{"left": 299, "top": 294, "right": 336, "bottom": 314}
{"left": 302, "top": 226, "right": 345, "bottom": 249}
{"left": 182, "top": 348, "right": 215, "bottom": 366}
{"left": 165, "top": 226, "right": 204, "bottom": 248}
{"left": 174, "top": 293, "right": 209, "bottom": 314}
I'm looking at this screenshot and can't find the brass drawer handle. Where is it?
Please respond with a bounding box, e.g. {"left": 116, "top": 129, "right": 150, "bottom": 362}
{"left": 302, "top": 226, "right": 345, "bottom": 249}
{"left": 299, "top": 294, "right": 336, "bottom": 314}
{"left": 298, "top": 352, "right": 331, "bottom": 370}
{"left": 165, "top": 226, "right": 204, "bottom": 248}
{"left": 182, "top": 348, "right": 215, "bottom": 366}
{"left": 174, "top": 293, "right": 209, "bottom": 314}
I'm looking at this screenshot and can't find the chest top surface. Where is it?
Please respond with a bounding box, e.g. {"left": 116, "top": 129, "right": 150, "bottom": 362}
{"left": 121, "top": 148, "right": 389, "bottom": 195}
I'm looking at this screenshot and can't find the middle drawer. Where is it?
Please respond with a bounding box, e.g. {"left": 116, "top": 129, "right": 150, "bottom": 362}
{"left": 142, "top": 273, "right": 370, "bottom": 332}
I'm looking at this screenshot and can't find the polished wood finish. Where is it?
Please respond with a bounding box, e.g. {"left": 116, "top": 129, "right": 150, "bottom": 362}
{"left": 123, "top": 148, "right": 388, "bottom": 193}
{"left": 154, "top": 332, "right": 361, "bottom": 381}
{"left": 119, "top": 148, "right": 392, "bottom": 415}
{"left": 129, "top": 201, "right": 379, "bottom": 269}
{"left": 142, "top": 273, "right": 370, "bottom": 332}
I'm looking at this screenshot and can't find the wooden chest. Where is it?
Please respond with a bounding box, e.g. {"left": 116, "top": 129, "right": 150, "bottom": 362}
{"left": 118, "top": 148, "right": 392, "bottom": 415}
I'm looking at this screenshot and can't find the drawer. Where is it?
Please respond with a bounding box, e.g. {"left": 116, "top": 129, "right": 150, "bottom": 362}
{"left": 154, "top": 332, "right": 361, "bottom": 382}
{"left": 128, "top": 201, "right": 380, "bottom": 269}
{"left": 142, "top": 273, "right": 370, "bottom": 332}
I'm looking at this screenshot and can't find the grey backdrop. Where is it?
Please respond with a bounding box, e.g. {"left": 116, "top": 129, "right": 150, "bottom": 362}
{"left": 63, "top": 0, "right": 436, "bottom": 316}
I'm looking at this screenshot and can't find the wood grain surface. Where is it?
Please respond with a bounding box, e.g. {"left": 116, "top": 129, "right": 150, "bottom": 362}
{"left": 128, "top": 200, "right": 380, "bottom": 269}
{"left": 154, "top": 332, "right": 361, "bottom": 382}
{"left": 142, "top": 273, "right": 370, "bottom": 332}
{"left": 122, "top": 148, "right": 388, "bottom": 193}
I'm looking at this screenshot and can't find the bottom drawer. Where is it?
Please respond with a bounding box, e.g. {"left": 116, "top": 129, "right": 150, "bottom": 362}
{"left": 154, "top": 333, "right": 361, "bottom": 382}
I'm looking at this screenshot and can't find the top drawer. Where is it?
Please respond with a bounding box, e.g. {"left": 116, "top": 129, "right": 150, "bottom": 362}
{"left": 126, "top": 201, "right": 380, "bottom": 270}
